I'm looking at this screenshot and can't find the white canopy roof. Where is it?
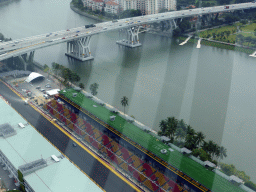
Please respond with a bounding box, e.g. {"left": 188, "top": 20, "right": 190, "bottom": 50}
{"left": 25, "top": 72, "right": 44, "bottom": 83}
{"left": 229, "top": 175, "right": 243, "bottom": 183}
{"left": 46, "top": 89, "right": 60, "bottom": 96}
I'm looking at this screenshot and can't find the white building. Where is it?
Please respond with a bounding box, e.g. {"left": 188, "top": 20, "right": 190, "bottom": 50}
{"left": 104, "top": 1, "right": 119, "bottom": 14}
{"left": 92, "top": 0, "right": 104, "bottom": 11}
{"left": 122, "top": 0, "right": 138, "bottom": 11}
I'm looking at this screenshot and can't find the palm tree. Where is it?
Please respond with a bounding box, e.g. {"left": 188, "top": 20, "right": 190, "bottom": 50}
{"left": 175, "top": 128, "right": 186, "bottom": 143}
{"left": 158, "top": 120, "right": 168, "bottom": 136}
{"left": 178, "top": 119, "right": 187, "bottom": 132}
{"left": 196, "top": 131, "right": 205, "bottom": 148}
{"left": 218, "top": 146, "right": 227, "bottom": 164}
{"left": 202, "top": 141, "right": 209, "bottom": 154}
{"left": 79, "top": 83, "right": 85, "bottom": 89}
{"left": 207, "top": 140, "right": 215, "bottom": 159}
{"left": 121, "top": 96, "right": 128, "bottom": 114}
{"left": 166, "top": 117, "right": 178, "bottom": 141}
{"left": 186, "top": 125, "right": 195, "bottom": 136}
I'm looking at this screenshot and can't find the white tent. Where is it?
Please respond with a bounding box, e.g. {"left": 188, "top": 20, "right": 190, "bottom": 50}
{"left": 46, "top": 89, "right": 60, "bottom": 96}
{"left": 25, "top": 72, "right": 44, "bottom": 83}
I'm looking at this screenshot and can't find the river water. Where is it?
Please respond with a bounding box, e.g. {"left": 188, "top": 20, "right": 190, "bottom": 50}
{"left": 1, "top": 0, "right": 256, "bottom": 182}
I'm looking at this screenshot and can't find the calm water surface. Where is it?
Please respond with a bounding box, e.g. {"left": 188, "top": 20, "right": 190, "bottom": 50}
{"left": 1, "top": 0, "right": 256, "bottom": 182}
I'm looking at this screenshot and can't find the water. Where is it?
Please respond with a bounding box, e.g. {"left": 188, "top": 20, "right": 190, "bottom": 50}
{"left": 1, "top": 0, "right": 256, "bottom": 182}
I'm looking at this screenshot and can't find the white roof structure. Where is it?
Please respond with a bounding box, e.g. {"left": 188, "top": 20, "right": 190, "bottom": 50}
{"left": 229, "top": 175, "right": 243, "bottom": 184}
{"left": 161, "top": 136, "right": 171, "bottom": 142}
{"left": 25, "top": 72, "right": 44, "bottom": 82}
{"left": 46, "top": 89, "right": 60, "bottom": 96}
{"left": 203, "top": 160, "right": 216, "bottom": 168}
{"left": 181, "top": 147, "right": 192, "bottom": 154}
{"left": 0, "top": 98, "right": 103, "bottom": 192}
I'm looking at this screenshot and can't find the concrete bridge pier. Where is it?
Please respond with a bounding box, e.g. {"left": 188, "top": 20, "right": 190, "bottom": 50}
{"left": 65, "top": 36, "right": 94, "bottom": 61}
{"left": 116, "top": 26, "right": 142, "bottom": 48}
{"left": 169, "top": 19, "right": 177, "bottom": 30}
{"left": 19, "top": 51, "right": 35, "bottom": 70}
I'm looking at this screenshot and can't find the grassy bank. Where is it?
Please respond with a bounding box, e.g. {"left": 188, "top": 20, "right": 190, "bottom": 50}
{"left": 178, "top": 36, "right": 254, "bottom": 54}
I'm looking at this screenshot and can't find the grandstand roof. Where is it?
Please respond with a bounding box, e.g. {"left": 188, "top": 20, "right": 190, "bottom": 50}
{"left": 0, "top": 98, "right": 102, "bottom": 192}
{"left": 59, "top": 88, "right": 246, "bottom": 192}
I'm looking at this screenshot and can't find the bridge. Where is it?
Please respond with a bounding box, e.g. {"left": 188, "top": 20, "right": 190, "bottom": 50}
{"left": 0, "top": 2, "right": 255, "bottom": 64}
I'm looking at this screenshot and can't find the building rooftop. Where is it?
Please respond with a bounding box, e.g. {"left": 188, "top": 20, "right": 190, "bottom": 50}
{"left": 105, "top": 1, "right": 119, "bottom": 6}
{"left": 59, "top": 88, "right": 247, "bottom": 192}
{"left": 0, "top": 98, "right": 103, "bottom": 192}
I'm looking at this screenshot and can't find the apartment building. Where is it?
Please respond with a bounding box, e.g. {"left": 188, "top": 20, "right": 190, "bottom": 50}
{"left": 92, "top": 0, "right": 104, "bottom": 11}
{"left": 104, "top": 1, "right": 119, "bottom": 14}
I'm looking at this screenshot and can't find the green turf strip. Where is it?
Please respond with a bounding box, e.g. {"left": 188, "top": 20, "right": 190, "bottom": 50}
{"left": 59, "top": 88, "right": 245, "bottom": 192}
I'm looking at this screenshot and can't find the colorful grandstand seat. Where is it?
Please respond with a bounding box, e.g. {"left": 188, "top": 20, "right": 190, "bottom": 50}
{"left": 120, "top": 162, "right": 129, "bottom": 172}
{"left": 102, "top": 135, "right": 111, "bottom": 146}
{"left": 154, "top": 171, "right": 169, "bottom": 187}
{"left": 142, "top": 163, "right": 156, "bottom": 177}
{"left": 110, "top": 141, "right": 122, "bottom": 153}
{"left": 92, "top": 141, "right": 102, "bottom": 151}
{"left": 131, "top": 155, "right": 143, "bottom": 168}
{"left": 143, "top": 179, "right": 159, "bottom": 192}
{"left": 110, "top": 154, "right": 123, "bottom": 165}
{"left": 162, "top": 180, "right": 180, "bottom": 192}
{"left": 133, "top": 170, "right": 146, "bottom": 183}
{"left": 120, "top": 148, "right": 131, "bottom": 160}
{"left": 128, "top": 165, "right": 134, "bottom": 173}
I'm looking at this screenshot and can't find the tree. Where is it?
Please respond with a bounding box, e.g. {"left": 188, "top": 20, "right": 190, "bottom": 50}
{"left": 43, "top": 64, "right": 50, "bottom": 77}
{"left": 175, "top": 128, "right": 186, "bottom": 142}
{"left": 90, "top": 83, "right": 99, "bottom": 96}
{"left": 121, "top": 96, "right": 128, "bottom": 114}
{"left": 218, "top": 146, "right": 227, "bottom": 163}
{"left": 79, "top": 83, "right": 85, "bottom": 89}
{"left": 245, "top": 36, "right": 252, "bottom": 45}
{"left": 18, "top": 169, "right": 25, "bottom": 192}
{"left": 195, "top": 131, "right": 205, "bottom": 148}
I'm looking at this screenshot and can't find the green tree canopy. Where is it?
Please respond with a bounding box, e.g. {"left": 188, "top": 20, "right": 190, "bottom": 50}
{"left": 121, "top": 96, "right": 128, "bottom": 114}
{"left": 90, "top": 83, "right": 99, "bottom": 96}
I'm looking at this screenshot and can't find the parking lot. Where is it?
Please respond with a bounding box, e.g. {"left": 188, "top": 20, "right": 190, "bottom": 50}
{"left": 8, "top": 74, "right": 61, "bottom": 106}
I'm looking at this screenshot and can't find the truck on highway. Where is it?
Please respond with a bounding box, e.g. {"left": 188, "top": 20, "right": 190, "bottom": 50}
{"left": 224, "top": 6, "right": 229, "bottom": 9}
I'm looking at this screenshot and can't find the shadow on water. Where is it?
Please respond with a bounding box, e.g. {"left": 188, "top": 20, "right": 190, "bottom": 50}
{"left": 152, "top": 40, "right": 193, "bottom": 130}
{"left": 67, "top": 57, "right": 93, "bottom": 89}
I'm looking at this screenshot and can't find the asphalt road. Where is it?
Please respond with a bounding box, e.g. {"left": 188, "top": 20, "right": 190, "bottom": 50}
{"left": 0, "top": 81, "right": 136, "bottom": 192}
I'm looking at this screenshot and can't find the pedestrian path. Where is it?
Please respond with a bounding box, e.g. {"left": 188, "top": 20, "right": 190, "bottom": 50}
{"left": 179, "top": 36, "right": 191, "bottom": 45}
{"left": 196, "top": 38, "right": 202, "bottom": 49}
{"left": 249, "top": 50, "right": 256, "bottom": 57}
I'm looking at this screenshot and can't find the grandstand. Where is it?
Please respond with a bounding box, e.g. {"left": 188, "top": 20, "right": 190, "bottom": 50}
{"left": 43, "top": 88, "right": 249, "bottom": 192}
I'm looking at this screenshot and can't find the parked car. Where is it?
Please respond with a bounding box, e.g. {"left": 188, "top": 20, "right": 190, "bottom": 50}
{"left": 40, "top": 89, "right": 45, "bottom": 92}
{"left": 43, "top": 94, "right": 49, "bottom": 99}
{"left": 45, "top": 84, "right": 51, "bottom": 88}
{"left": 36, "top": 86, "right": 40, "bottom": 89}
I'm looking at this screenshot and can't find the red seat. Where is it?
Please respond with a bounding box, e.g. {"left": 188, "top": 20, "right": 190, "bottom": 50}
{"left": 102, "top": 135, "right": 110, "bottom": 146}
{"left": 120, "top": 148, "right": 130, "bottom": 160}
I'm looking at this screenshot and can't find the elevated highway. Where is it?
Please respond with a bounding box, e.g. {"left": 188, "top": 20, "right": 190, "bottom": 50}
{"left": 0, "top": 2, "right": 255, "bottom": 62}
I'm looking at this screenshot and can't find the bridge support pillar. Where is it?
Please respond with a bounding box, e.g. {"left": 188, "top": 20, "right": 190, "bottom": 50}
{"left": 65, "top": 36, "right": 94, "bottom": 61}
{"left": 170, "top": 19, "right": 177, "bottom": 30}
{"left": 116, "top": 26, "right": 142, "bottom": 48}
{"left": 19, "top": 51, "right": 35, "bottom": 71}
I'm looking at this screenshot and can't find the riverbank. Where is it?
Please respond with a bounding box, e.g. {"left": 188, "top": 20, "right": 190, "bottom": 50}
{"left": 70, "top": 3, "right": 108, "bottom": 22}
{"left": 178, "top": 36, "right": 255, "bottom": 54}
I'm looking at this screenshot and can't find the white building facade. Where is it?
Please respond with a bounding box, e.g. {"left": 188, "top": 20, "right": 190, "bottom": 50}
{"left": 104, "top": 1, "right": 119, "bottom": 14}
